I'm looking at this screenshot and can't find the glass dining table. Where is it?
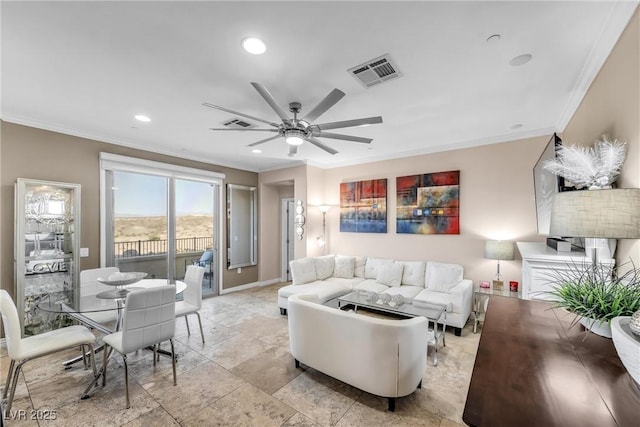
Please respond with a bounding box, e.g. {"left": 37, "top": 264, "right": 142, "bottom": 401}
{"left": 37, "top": 279, "right": 186, "bottom": 367}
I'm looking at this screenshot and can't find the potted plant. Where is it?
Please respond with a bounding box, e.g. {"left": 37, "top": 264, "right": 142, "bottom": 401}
{"left": 546, "top": 262, "right": 640, "bottom": 338}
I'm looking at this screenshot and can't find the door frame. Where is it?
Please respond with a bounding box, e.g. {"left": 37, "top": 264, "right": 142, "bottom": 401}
{"left": 281, "top": 198, "right": 295, "bottom": 282}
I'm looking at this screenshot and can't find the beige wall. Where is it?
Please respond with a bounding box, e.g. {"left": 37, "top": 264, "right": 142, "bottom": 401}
{"left": 563, "top": 9, "right": 640, "bottom": 265}
{"left": 311, "top": 136, "right": 549, "bottom": 286}
{"left": 258, "top": 165, "right": 307, "bottom": 281}
{"left": 0, "top": 122, "right": 259, "bottom": 298}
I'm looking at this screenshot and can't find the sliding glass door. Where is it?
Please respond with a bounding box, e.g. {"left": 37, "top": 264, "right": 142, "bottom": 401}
{"left": 101, "top": 154, "right": 224, "bottom": 296}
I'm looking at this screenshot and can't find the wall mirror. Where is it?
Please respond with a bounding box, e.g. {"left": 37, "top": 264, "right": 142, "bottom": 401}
{"left": 227, "top": 184, "right": 257, "bottom": 269}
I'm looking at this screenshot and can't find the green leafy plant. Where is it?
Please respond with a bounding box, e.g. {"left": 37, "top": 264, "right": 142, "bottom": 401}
{"left": 546, "top": 261, "right": 640, "bottom": 325}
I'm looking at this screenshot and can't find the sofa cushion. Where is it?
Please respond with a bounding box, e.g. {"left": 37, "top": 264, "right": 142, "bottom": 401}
{"left": 334, "top": 255, "right": 355, "bottom": 279}
{"left": 354, "top": 256, "right": 367, "bottom": 278}
{"left": 314, "top": 255, "right": 335, "bottom": 280}
{"left": 376, "top": 263, "right": 404, "bottom": 287}
{"left": 382, "top": 285, "right": 423, "bottom": 299}
{"left": 399, "top": 261, "right": 426, "bottom": 287}
{"left": 354, "top": 279, "right": 390, "bottom": 293}
{"left": 413, "top": 289, "right": 453, "bottom": 312}
{"left": 364, "top": 257, "right": 393, "bottom": 279}
{"left": 290, "top": 257, "right": 317, "bottom": 285}
{"left": 425, "top": 262, "right": 463, "bottom": 293}
{"left": 323, "top": 276, "right": 363, "bottom": 289}
{"left": 278, "top": 281, "right": 350, "bottom": 303}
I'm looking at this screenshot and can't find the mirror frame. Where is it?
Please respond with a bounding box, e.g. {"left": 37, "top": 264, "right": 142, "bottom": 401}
{"left": 227, "top": 184, "right": 257, "bottom": 269}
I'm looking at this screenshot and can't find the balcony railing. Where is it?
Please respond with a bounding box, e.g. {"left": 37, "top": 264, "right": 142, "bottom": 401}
{"left": 115, "top": 236, "right": 213, "bottom": 258}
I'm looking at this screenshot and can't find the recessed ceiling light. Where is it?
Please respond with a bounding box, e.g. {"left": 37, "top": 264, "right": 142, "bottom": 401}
{"left": 510, "top": 124, "right": 524, "bottom": 129}
{"left": 486, "top": 34, "right": 501, "bottom": 43}
{"left": 509, "top": 54, "right": 533, "bottom": 66}
{"left": 242, "top": 37, "right": 266, "bottom": 55}
{"left": 251, "top": 149, "right": 262, "bottom": 154}
{"left": 134, "top": 114, "right": 151, "bottom": 122}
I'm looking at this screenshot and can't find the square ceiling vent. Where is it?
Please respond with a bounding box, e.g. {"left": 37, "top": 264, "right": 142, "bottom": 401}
{"left": 222, "top": 118, "right": 256, "bottom": 129}
{"left": 348, "top": 54, "right": 401, "bottom": 88}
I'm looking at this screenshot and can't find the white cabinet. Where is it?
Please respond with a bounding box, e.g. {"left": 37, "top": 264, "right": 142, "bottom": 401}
{"left": 516, "top": 242, "right": 614, "bottom": 300}
{"left": 14, "top": 178, "right": 81, "bottom": 336}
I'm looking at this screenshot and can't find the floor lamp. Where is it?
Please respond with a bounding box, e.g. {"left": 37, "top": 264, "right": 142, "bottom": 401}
{"left": 484, "top": 240, "right": 515, "bottom": 290}
{"left": 549, "top": 188, "right": 640, "bottom": 268}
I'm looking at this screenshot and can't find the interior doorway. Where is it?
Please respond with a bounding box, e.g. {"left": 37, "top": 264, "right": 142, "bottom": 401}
{"left": 281, "top": 198, "right": 295, "bottom": 281}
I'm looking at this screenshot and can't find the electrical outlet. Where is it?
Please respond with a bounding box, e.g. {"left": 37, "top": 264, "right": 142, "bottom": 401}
{"left": 80, "top": 247, "right": 89, "bottom": 257}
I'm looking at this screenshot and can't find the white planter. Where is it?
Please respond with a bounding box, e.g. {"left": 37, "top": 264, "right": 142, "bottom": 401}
{"left": 611, "top": 317, "right": 640, "bottom": 387}
{"left": 578, "top": 316, "right": 612, "bottom": 338}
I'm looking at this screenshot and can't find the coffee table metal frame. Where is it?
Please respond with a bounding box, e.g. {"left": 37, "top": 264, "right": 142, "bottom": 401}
{"left": 337, "top": 291, "right": 446, "bottom": 365}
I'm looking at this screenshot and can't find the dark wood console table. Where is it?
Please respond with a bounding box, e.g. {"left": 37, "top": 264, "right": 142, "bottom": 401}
{"left": 463, "top": 297, "right": 640, "bottom": 427}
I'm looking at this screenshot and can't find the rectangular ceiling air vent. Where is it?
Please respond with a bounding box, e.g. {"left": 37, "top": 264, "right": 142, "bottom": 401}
{"left": 222, "top": 118, "right": 256, "bottom": 129}
{"left": 347, "top": 54, "right": 401, "bottom": 88}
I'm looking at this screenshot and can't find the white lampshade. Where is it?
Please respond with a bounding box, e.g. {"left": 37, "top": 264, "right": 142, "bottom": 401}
{"left": 484, "top": 240, "right": 515, "bottom": 261}
{"left": 549, "top": 189, "right": 640, "bottom": 239}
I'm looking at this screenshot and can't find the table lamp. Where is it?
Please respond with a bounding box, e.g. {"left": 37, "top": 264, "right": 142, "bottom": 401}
{"left": 484, "top": 240, "right": 515, "bottom": 290}
{"left": 549, "top": 188, "right": 640, "bottom": 267}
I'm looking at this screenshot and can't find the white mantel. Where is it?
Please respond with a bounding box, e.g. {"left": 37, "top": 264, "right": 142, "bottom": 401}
{"left": 516, "top": 242, "right": 615, "bottom": 300}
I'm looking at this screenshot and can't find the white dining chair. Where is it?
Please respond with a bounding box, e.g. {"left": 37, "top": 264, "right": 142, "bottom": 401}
{"left": 176, "top": 265, "right": 205, "bottom": 343}
{"left": 0, "top": 289, "right": 97, "bottom": 415}
{"left": 96, "top": 286, "right": 176, "bottom": 409}
{"left": 80, "top": 267, "right": 120, "bottom": 325}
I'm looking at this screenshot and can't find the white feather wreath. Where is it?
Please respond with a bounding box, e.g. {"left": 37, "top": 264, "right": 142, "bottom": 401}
{"left": 543, "top": 136, "right": 626, "bottom": 189}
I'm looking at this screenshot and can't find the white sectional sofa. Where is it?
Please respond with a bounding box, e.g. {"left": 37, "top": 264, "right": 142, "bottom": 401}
{"left": 288, "top": 293, "right": 427, "bottom": 411}
{"left": 278, "top": 254, "right": 473, "bottom": 335}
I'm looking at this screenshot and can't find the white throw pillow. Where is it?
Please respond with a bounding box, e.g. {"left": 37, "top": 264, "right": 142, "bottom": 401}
{"left": 425, "top": 262, "right": 463, "bottom": 293}
{"left": 376, "top": 263, "right": 404, "bottom": 287}
{"left": 334, "top": 255, "right": 355, "bottom": 279}
{"left": 365, "top": 257, "right": 393, "bottom": 279}
{"left": 290, "top": 257, "right": 317, "bottom": 285}
{"left": 354, "top": 256, "right": 367, "bottom": 278}
{"left": 400, "top": 261, "right": 426, "bottom": 287}
{"left": 314, "top": 255, "right": 335, "bottom": 280}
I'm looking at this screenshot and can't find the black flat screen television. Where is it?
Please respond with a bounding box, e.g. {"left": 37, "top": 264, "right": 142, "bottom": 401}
{"left": 533, "top": 133, "right": 564, "bottom": 235}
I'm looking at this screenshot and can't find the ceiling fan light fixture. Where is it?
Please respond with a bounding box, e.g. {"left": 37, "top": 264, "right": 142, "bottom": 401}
{"left": 242, "top": 37, "right": 266, "bottom": 55}
{"left": 285, "top": 129, "right": 304, "bottom": 145}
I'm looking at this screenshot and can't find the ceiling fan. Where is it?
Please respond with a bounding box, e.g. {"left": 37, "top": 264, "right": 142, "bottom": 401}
{"left": 203, "top": 82, "right": 383, "bottom": 156}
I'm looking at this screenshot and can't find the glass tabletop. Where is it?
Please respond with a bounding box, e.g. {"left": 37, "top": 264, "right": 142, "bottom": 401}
{"left": 338, "top": 291, "right": 445, "bottom": 321}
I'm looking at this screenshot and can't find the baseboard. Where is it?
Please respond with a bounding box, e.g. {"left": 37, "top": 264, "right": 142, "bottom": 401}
{"left": 219, "top": 278, "right": 282, "bottom": 295}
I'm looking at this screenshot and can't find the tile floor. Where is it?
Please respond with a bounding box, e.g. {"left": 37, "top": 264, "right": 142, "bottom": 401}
{"left": 1, "top": 283, "right": 481, "bottom": 426}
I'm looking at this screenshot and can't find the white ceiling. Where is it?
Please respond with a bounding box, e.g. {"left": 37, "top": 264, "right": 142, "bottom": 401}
{"left": 2, "top": 1, "right": 638, "bottom": 172}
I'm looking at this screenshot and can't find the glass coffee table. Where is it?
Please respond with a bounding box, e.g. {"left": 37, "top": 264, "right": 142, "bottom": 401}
{"left": 337, "top": 291, "right": 446, "bottom": 365}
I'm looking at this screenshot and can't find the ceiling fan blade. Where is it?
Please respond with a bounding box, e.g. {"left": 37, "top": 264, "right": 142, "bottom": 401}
{"left": 313, "top": 116, "right": 383, "bottom": 131}
{"left": 288, "top": 145, "right": 298, "bottom": 157}
{"left": 314, "top": 132, "right": 372, "bottom": 144}
{"left": 247, "top": 135, "right": 281, "bottom": 147}
{"left": 250, "top": 82, "right": 290, "bottom": 122}
{"left": 307, "top": 136, "right": 338, "bottom": 155}
{"left": 302, "top": 89, "right": 345, "bottom": 123}
{"left": 202, "top": 102, "right": 280, "bottom": 127}
{"left": 209, "top": 128, "right": 279, "bottom": 132}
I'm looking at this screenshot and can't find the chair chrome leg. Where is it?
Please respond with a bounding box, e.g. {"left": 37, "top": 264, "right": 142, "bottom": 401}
{"left": 3, "top": 360, "right": 15, "bottom": 399}
{"left": 169, "top": 339, "right": 177, "bottom": 386}
{"left": 81, "top": 345, "right": 88, "bottom": 369}
{"left": 5, "top": 361, "right": 25, "bottom": 415}
{"left": 153, "top": 345, "right": 157, "bottom": 367}
{"left": 123, "top": 354, "right": 130, "bottom": 409}
{"left": 184, "top": 316, "right": 191, "bottom": 336}
{"left": 88, "top": 344, "right": 97, "bottom": 379}
{"left": 195, "top": 312, "right": 205, "bottom": 344}
{"left": 102, "top": 345, "right": 109, "bottom": 387}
